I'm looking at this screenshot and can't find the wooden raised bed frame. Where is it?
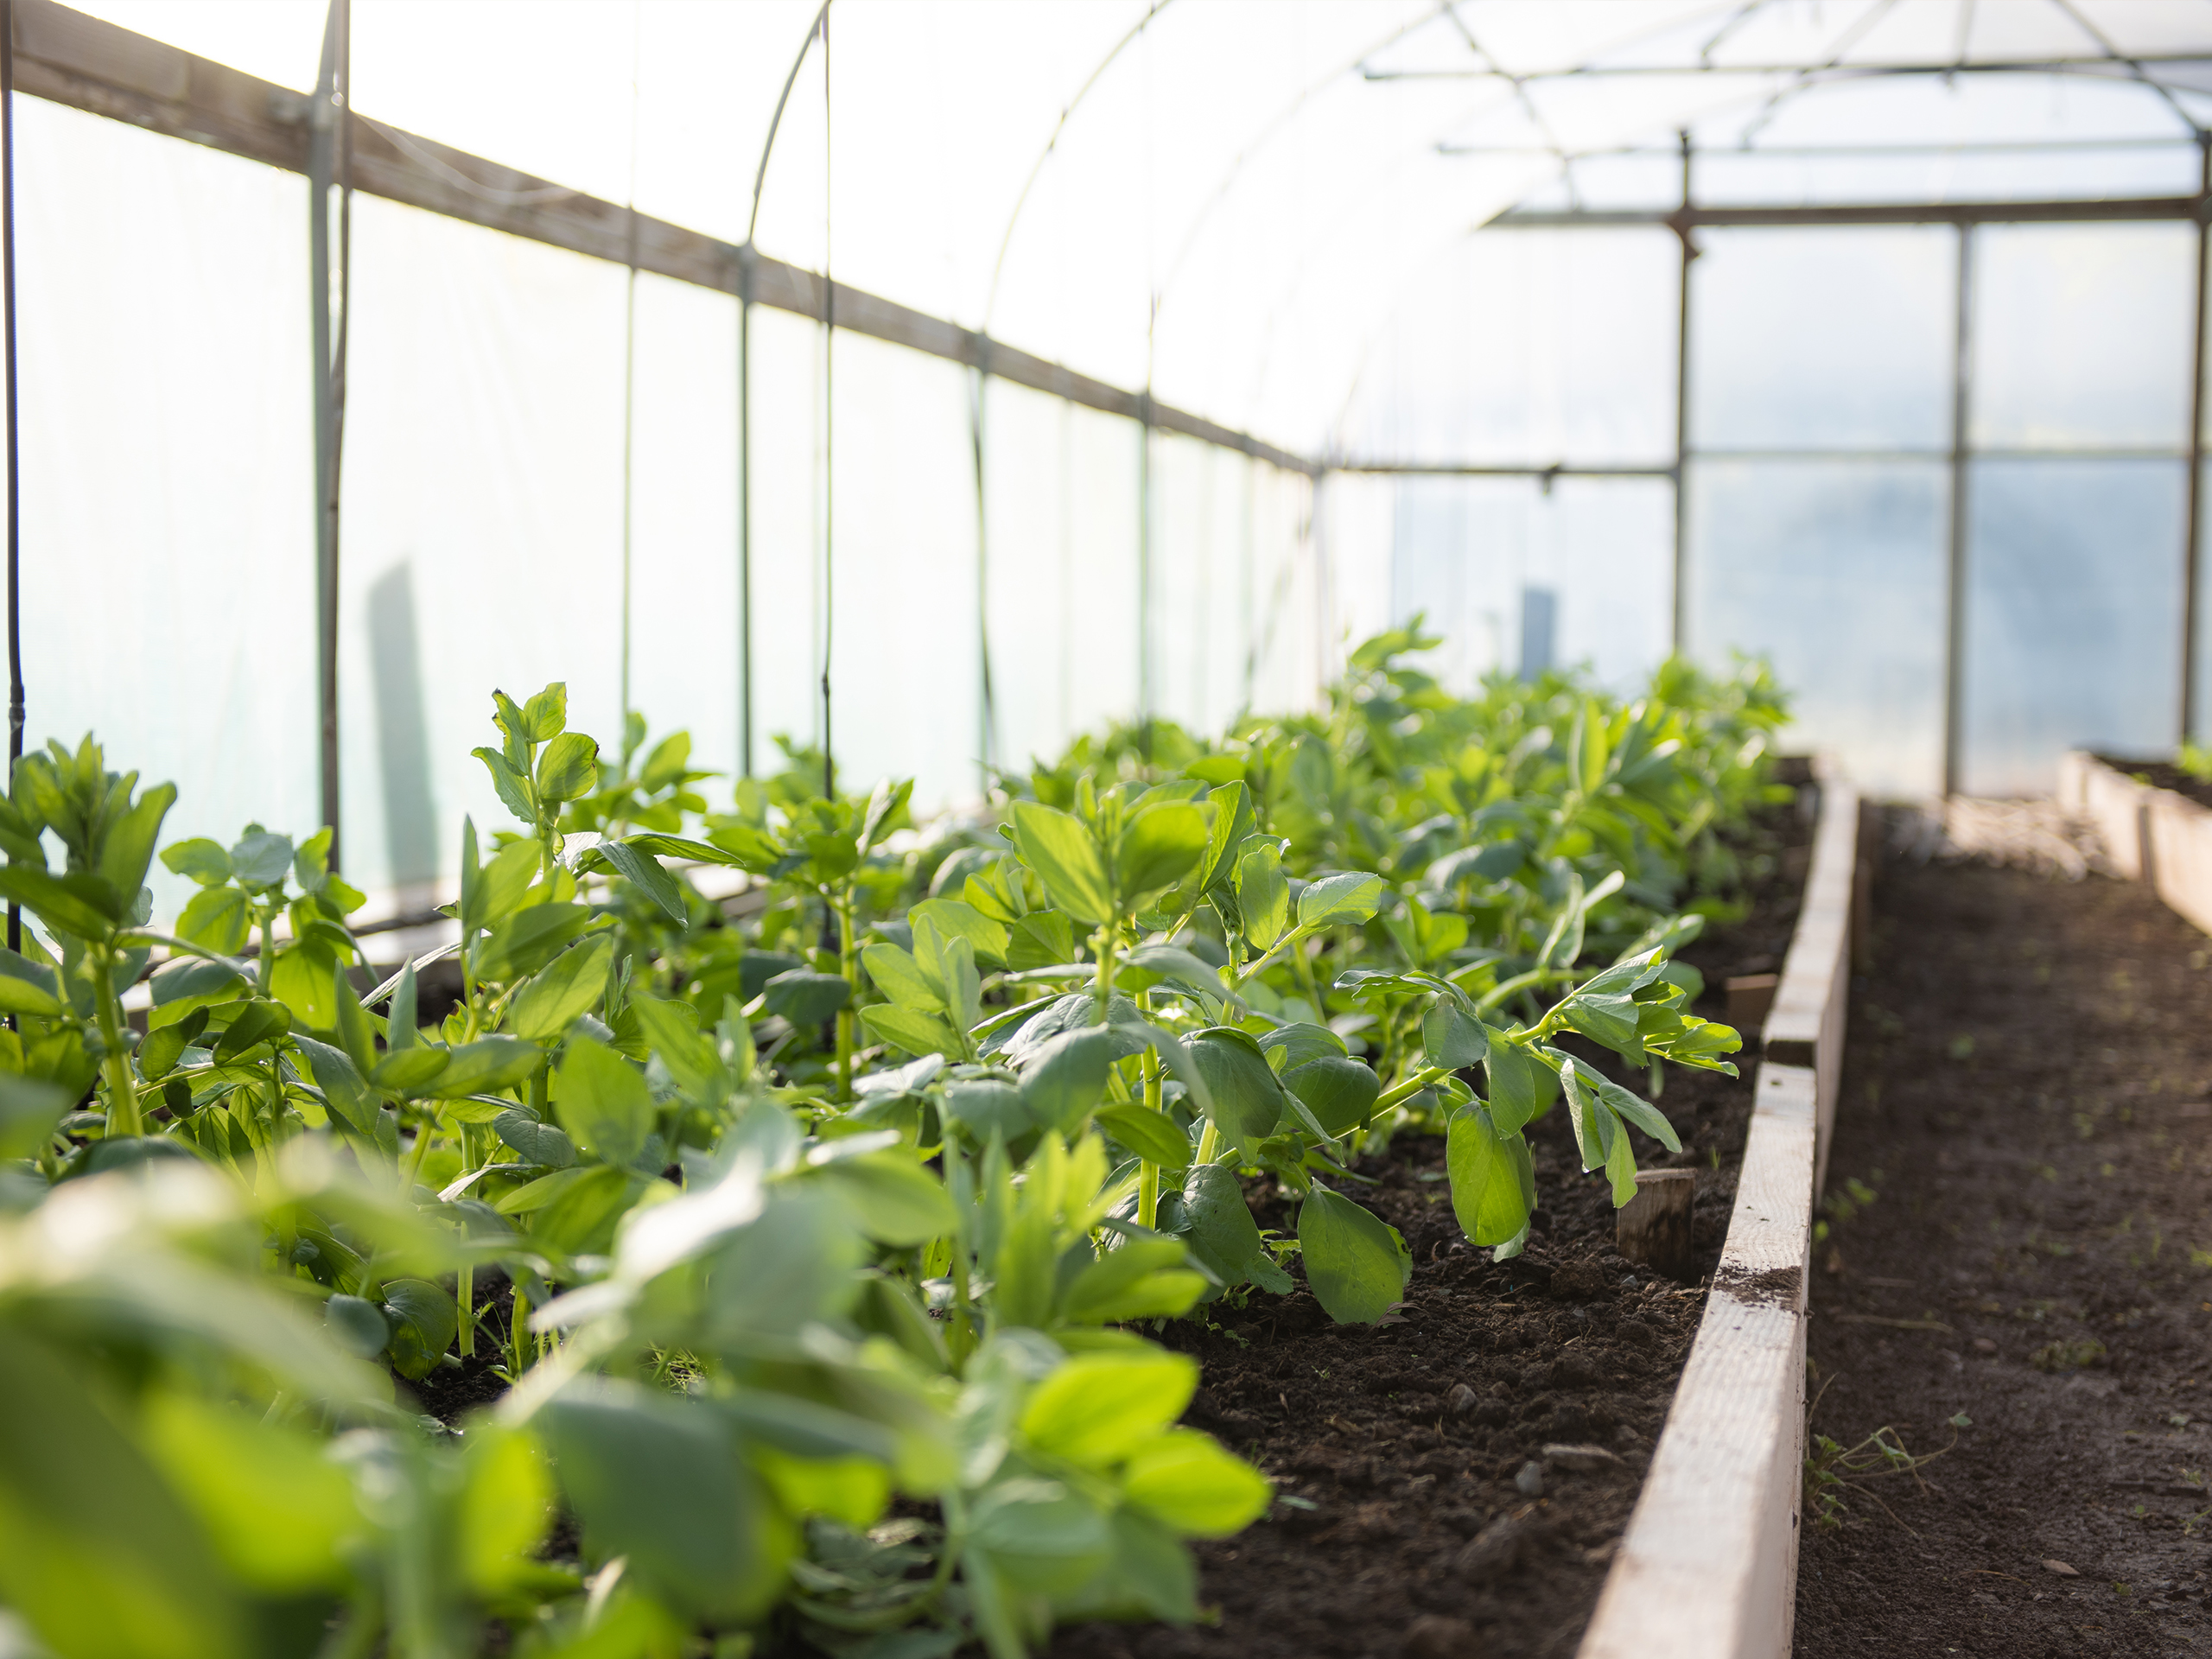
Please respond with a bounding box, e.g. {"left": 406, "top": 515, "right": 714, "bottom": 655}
{"left": 2056, "top": 750, "right": 2212, "bottom": 937}
{"left": 1577, "top": 764, "right": 1860, "bottom": 1659}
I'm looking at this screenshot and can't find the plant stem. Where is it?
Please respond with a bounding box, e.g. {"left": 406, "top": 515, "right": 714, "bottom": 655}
{"left": 457, "top": 1262, "right": 475, "bottom": 1359}
{"left": 89, "top": 952, "right": 141, "bottom": 1136}
{"left": 1375, "top": 1064, "right": 1450, "bottom": 1114}
{"left": 1136, "top": 1051, "right": 1163, "bottom": 1229}
{"left": 1194, "top": 1119, "right": 1221, "bottom": 1165}
{"left": 1092, "top": 926, "right": 1119, "bottom": 1023}
{"left": 835, "top": 889, "right": 856, "bottom": 1100}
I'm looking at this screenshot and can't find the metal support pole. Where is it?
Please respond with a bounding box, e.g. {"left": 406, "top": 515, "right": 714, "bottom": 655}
{"left": 2182, "top": 135, "right": 2210, "bottom": 743}
{"left": 1670, "top": 130, "right": 1693, "bottom": 655}
{"left": 308, "top": 0, "right": 350, "bottom": 861}
{"left": 1942, "top": 223, "right": 1974, "bottom": 798}
{"left": 1137, "top": 392, "right": 1154, "bottom": 754}
{"left": 3, "top": 0, "right": 22, "bottom": 963}
{"left": 970, "top": 343, "right": 995, "bottom": 794}
{"left": 737, "top": 251, "right": 754, "bottom": 779}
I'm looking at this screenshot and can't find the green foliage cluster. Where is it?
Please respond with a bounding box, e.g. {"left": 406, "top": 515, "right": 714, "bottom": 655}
{"left": 0, "top": 629, "right": 1785, "bottom": 1659}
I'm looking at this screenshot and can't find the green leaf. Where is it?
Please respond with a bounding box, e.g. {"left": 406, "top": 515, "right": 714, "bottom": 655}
{"left": 370, "top": 1046, "right": 451, "bottom": 1095}
{"left": 1020, "top": 1351, "right": 1198, "bottom": 1470}
{"left": 861, "top": 942, "right": 943, "bottom": 1012}
{"left": 533, "top": 732, "right": 601, "bottom": 804}
{"left": 596, "top": 838, "right": 686, "bottom": 923}
{"left": 292, "top": 1035, "right": 375, "bottom": 1134}
{"left": 1059, "top": 1237, "right": 1207, "bottom": 1323}
{"left": 913, "top": 918, "right": 981, "bottom": 1035}
{"left": 1010, "top": 801, "right": 1112, "bottom": 926}
{"left": 1446, "top": 1105, "right": 1532, "bottom": 1246}
{"left": 1566, "top": 1054, "right": 1683, "bottom": 1154}
{"left": 493, "top": 1107, "right": 577, "bottom": 1168}
{"left": 0, "top": 863, "right": 117, "bottom": 942}
{"left": 0, "top": 947, "right": 62, "bottom": 1017}
{"left": 0, "top": 1072, "right": 68, "bottom": 1159}
{"left": 212, "top": 999, "right": 290, "bottom": 1064}
{"left": 228, "top": 829, "right": 294, "bottom": 891}
{"left": 475, "top": 902, "right": 591, "bottom": 983}
{"left": 1007, "top": 909, "right": 1076, "bottom": 972}
{"left": 381, "top": 1276, "right": 459, "bottom": 1379}
{"left": 1116, "top": 801, "right": 1209, "bottom": 901}
{"left": 1297, "top": 871, "right": 1385, "bottom": 929}
{"left": 858, "top": 1002, "right": 963, "bottom": 1058}
{"left": 158, "top": 837, "right": 231, "bottom": 888}
{"left": 508, "top": 933, "right": 615, "bottom": 1042}
{"left": 942, "top": 1079, "right": 1032, "bottom": 1145}
{"left": 539, "top": 1377, "right": 791, "bottom": 1624}
{"left": 1280, "top": 1055, "right": 1379, "bottom": 1138}
{"left": 1096, "top": 1103, "right": 1194, "bottom": 1168}
{"left": 553, "top": 1034, "right": 654, "bottom": 1164}
{"left": 1186, "top": 1027, "right": 1286, "bottom": 1159}
{"left": 1296, "top": 1186, "right": 1413, "bottom": 1325}
{"left": 1604, "top": 1122, "right": 1641, "bottom": 1208}
{"left": 522, "top": 682, "right": 568, "bottom": 742}
{"left": 764, "top": 969, "right": 850, "bottom": 1026}
{"left": 1019, "top": 1027, "right": 1116, "bottom": 1134}
{"left": 1421, "top": 999, "right": 1487, "bottom": 1069}
{"left": 907, "top": 897, "right": 1008, "bottom": 969}
{"left": 1121, "top": 1428, "right": 1271, "bottom": 1537}
{"left": 1233, "top": 838, "right": 1290, "bottom": 953}
{"left": 1176, "top": 1161, "right": 1269, "bottom": 1289}
{"left": 473, "top": 747, "right": 536, "bottom": 821}
{"left": 1194, "top": 779, "right": 1255, "bottom": 891}
{"left": 468, "top": 837, "right": 541, "bottom": 933}
{"left": 331, "top": 963, "right": 378, "bottom": 1076}
{"left": 426, "top": 1035, "right": 543, "bottom": 1100}
{"left": 1484, "top": 1026, "right": 1541, "bottom": 1134}
{"left": 1558, "top": 1056, "right": 1618, "bottom": 1172}
{"left": 806, "top": 1150, "right": 958, "bottom": 1245}
{"left": 92, "top": 782, "right": 175, "bottom": 906}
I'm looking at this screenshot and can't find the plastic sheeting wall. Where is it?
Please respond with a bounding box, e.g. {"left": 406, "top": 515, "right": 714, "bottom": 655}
{"left": 12, "top": 105, "right": 1323, "bottom": 924}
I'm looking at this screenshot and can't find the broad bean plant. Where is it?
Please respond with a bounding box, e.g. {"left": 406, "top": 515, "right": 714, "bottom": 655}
{"left": 0, "top": 629, "right": 1784, "bottom": 1659}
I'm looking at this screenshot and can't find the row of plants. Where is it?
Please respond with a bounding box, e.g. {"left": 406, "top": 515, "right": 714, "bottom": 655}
{"left": 0, "top": 631, "right": 1789, "bottom": 1659}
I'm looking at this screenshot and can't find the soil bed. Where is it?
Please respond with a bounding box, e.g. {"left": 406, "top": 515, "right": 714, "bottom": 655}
{"left": 1052, "top": 795, "right": 1815, "bottom": 1659}
{"left": 2094, "top": 755, "right": 2212, "bottom": 813}
{"left": 1794, "top": 843, "right": 2212, "bottom": 1656}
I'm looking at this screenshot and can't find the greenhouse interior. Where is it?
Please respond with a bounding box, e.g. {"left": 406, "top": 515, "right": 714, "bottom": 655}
{"left": 4, "top": 2, "right": 2212, "bottom": 1656}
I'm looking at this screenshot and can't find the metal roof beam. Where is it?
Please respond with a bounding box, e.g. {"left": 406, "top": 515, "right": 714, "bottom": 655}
{"left": 1491, "top": 194, "right": 2205, "bottom": 228}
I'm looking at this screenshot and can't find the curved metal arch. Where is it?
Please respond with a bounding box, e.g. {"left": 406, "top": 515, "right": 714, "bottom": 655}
{"left": 748, "top": 0, "right": 833, "bottom": 249}
{"left": 982, "top": 0, "right": 1175, "bottom": 334}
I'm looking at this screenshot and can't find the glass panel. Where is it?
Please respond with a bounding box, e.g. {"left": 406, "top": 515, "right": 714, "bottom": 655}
{"left": 17, "top": 105, "right": 316, "bottom": 926}
{"left": 1686, "top": 461, "right": 1949, "bottom": 799}
{"left": 1150, "top": 435, "right": 1249, "bottom": 740}
{"left": 1691, "top": 228, "right": 1955, "bottom": 454}
{"left": 983, "top": 385, "right": 1141, "bottom": 772}
{"left": 826, "top": 334, "right": 980, "bottom": 811}
{"left": 1338, "top": 230, "right": 1679, "bottom": 467}
{"left": 1971, "top": 224, "right": 2196, "bottom": 451}
{"left": 745, "top": 304, "right": 824, "bottom": 777}
{"left": 341, "top": 196, "right": 627, "bottom": 906}
{"left": 629, "top": 274, "right": 740, "bottom": 788}
{"left": 1961, "top": 459, "right": 2186, "bottom": 795}
{"left": 1389, "top": 477, "right": 1672, "bottom": 696}
{"left": 2197, "top": 461, "right": 2212, "bottom": 747}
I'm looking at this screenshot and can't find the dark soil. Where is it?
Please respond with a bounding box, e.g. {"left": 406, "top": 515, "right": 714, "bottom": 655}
{"left": 2094, "top": 754, "right": 2212, "bottom": 812}
{"left": 1051, "top": 794, "right": 1816, "bottom": 1659}
{"left": 1794, "top": 847, "right": 2212, "bottom": 1655}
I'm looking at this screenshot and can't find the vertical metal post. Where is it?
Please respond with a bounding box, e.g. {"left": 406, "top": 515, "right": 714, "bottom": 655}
{"left": 2, "top": 0, "right": 22, "bottom": 962}
{"left": 737, "top": 252, "right": 754, "bottom": 779}
{"left": 1138, "top": 392, "right": 1153, "bottom": 753}
{"left": 1670, "top": 130, "right": 1693, "bottom": 655}
{"left": 1942, "top": 222, "right": 1974, "bottom": 798}
{"left": 2181, "top": 135, "right": 2209, "bottom": 744}
{"left": 308, "top": 0, "right": 351, "bottom": 861}
{"left": 970, "top": 346, "right": 995, "bottom": 796}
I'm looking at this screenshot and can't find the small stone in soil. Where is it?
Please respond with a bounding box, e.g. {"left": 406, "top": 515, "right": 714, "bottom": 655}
{"left": 1543, "top": 1442, "right": 1625, "bottom": 1472}
{"left": 1515, "top": 1460, "right": 1546, "bottom": 1497}
{"left": 1446, "top": 1382, "right": 1479, "bottom": 1415}
{"left": 1400, "top": 1614, "right": 1477, "bottom": 1659}
{"left": 2043, "top": 1559, "right": 2080, "bottom": 1577}
{"left": 1972, "top": 1337, "right": 1997, "bottom": 1353}
{"left": 1456, "top": 1515, "right": 1526, "bottom": 1582}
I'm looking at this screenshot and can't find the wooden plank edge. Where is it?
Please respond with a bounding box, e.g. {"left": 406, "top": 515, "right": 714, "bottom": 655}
{"left": 2070, "top": 750, "right": 2212, "bottom": 938}
{"left": 10, "top": 0, "right": 1322, "bottom": 479}
{"left": 1578, "top": 1065, "right": 1815, "bottom": 1659}
{"left": 1580, "top": 768, "right": 1859, "bottom": 1659}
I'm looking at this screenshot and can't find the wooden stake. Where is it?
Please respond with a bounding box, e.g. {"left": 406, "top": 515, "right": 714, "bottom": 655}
{"left": 1617, "top": 1168, "right": 1697, "bottom": 1281}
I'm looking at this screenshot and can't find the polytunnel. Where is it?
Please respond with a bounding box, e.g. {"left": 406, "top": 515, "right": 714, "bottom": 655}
{"left": 4, "top": 6, "right": 2212, "bottom": 1658}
